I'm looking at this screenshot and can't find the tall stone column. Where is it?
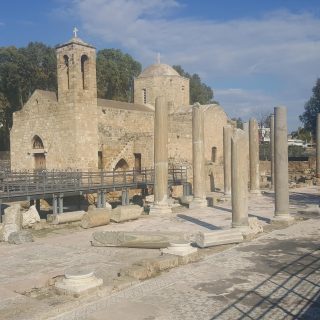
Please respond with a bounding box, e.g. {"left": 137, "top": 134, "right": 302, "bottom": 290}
{"left": 223, "top": 126, "right": 233, "bottom": 196}
{"left": 316, "top": 113, "right": 320, "bottom": 178}
{"left": 243, "top": 122, "right": 249, "bottom": 137}
{"left": 190, "top": 103, "right": 207, "bottom": 209}
{"left": 150, "top": 96, "right": 172, "bottom": 214}
{"left": 270, "top": 113, "right": 275, "bottom": 190}
{"left": 231, "top": 129, "right": 249, "bottom": 228}
{"left": 249, "top": 118, "right": 260, "bottom": 194}
{"left": 273, "top": 106, "right": 293, "bottom": 222}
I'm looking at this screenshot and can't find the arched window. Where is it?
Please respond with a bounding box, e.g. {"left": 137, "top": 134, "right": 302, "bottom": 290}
{"left": 32, "top": 135, "right": 44, "bottom": 149}
{"left": 81, "top": 54, "right": 89, "bottom": 90}
{"left": 114, "top": 158, "right": 129, "bottom": 171}
{"left": 63, "top": 55, "right": 70, "bottom": 89}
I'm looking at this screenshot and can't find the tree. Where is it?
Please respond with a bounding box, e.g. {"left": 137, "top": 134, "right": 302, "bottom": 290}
{"left": 172, "top": 65, "right": 214, "bottom": 104}
{"left": 231, "top": 117, "right": 244, "bottom": 129}
{"left": 299, "top": 78, "right": 320, "bottom": 135}
{"left": 254, "top": 110, "right": 272, "bottom": 128}
{"left": 0, "top": 92, "right": 10, "bottom": 150}
{"left": 0, "top": 43, "right": 57, "bottom": 149}
{"left": 96, "top": 49, "right": 141, "bottom": 102}
{"left": 20, "top": 42, "right": 57, "bottom": 93}
{"left": 291, "top": 127, "right": 312, "bottom": 143}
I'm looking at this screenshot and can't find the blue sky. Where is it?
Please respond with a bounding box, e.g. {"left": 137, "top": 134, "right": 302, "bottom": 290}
{"left": 2, "top": 0, "right": 320, "bottom": 131}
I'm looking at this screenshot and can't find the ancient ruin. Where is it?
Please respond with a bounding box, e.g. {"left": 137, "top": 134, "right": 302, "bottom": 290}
{"left": 10, "top": 33, "right": 229, "bottom": 193}
{"left": 273, "top": 106, "right": 293, "bottom": 223}
{"left": 231, "top": 129, "right": 249, "bottom": 229}
{"left": 1, "top": 28, "right": 319, "bottom": 320}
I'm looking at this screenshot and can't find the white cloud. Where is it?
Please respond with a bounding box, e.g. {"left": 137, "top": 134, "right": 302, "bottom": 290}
{"left": 65, "top": 0, "right": 320, "bottom": 129}
{"left": 214, "top": 88, "right": 275, "bottom": 120}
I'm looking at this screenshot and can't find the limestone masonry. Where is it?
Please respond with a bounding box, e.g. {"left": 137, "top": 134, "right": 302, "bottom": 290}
{"left": 10, "top": 33, "right": 229, "bottom": 191}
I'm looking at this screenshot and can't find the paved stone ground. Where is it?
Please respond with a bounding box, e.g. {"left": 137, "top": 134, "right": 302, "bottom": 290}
{"left": 0, "top": 186, "right": 319, "bottom": 319}
{"left": 87, "top": 218, "right": 320, "bottom": 320}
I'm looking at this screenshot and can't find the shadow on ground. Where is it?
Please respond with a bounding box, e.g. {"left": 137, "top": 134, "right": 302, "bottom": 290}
{"left": 177, "top": 214, "right": 222, "bottom": 230}
{"left": 210, "top": 240, "right": 320, "bottom": 320}
{"left": 263, "top": 191, "right": 320, "bottom": 207}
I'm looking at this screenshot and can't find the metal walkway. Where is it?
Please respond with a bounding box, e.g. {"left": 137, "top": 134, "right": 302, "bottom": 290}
{"left": 0, "top": 167, "right": 188, "bottom": 213}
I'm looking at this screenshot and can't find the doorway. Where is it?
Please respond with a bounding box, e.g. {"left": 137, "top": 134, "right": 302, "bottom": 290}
{"left": 32, "top": 135, "right": 46, "bottom": 171}
{"left": 34, "top": 153, "right": 46, "bottom": 171}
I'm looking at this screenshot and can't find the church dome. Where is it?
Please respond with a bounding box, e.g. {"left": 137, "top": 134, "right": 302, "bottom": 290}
{"left": 138, "top": 63, "right": 180, "bottom": 78}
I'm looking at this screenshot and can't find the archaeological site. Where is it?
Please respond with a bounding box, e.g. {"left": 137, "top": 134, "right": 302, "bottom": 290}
{"left": 0, "top": 31, "right": 319, "bottom": 320}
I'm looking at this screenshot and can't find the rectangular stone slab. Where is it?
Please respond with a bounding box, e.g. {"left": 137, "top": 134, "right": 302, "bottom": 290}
{"left": 91, "top": 231, "right": 192, "bottom": 249}
{"left": 195, "top": 229, "right": 243, "bottom": 248}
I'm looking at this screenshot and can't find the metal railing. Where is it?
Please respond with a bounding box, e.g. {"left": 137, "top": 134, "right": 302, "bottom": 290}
{"left": 0, "top": 167, "right": 187, "bottom": 201}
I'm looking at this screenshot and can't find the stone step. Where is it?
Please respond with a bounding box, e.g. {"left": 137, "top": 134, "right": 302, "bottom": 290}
{"left": 195, "top": 229, "right": 243, "bottom": 248}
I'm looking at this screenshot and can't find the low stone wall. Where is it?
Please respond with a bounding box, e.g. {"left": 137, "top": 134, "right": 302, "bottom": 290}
{"left": 260, "top": 157, "right": 316, "bottom": 176}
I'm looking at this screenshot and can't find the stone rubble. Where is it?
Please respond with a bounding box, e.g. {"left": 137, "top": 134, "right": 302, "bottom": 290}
{"left": 21, "top": 205, "right": 40, "bottom": 228}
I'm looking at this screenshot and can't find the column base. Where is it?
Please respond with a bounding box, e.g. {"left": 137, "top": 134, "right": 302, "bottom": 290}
{"left": 149, "top": 204, "right": 172, "bottom": 215}
{"left": 223, "top": 192, "right": 231, "bottom": 198}
{"left": 250, "top": 190, "right": 262, "bottom": 195}
{"left": 231, "top": 223, "right": 249, "bottom": 231}
{"left": 271, "top": 214, "right": 295, "bottom": 226}
{"left": 189, "top": 198, "right": 207, "bottom": 209}
{"left": 161, "top": 241, "right": 197, "bottom": 256}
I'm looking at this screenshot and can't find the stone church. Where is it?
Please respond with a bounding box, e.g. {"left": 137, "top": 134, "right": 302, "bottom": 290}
{"left": 10, "top": 33, "right": 229, "bottom": 191}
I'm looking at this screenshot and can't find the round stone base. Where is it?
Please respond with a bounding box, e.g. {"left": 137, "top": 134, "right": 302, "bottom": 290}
{"left": 149, "top": 204, "right": 172, "bottom": 215}
{"left": 55, "top": 269, "right": 103, "bottom": 294}
{"left": 271, "top": 214, "right": 295, "bottom": 226}
{"left": 189, "top": 198, "right": 207, "bottom": 209}
{"left": 231, "top": 224, "right": 249, "bottom": 232}
{"left": 250, "top": 190, "right": 262, "bottom": 196}
{"left": 161, "top": 240, "right": 198, "bottom": 256}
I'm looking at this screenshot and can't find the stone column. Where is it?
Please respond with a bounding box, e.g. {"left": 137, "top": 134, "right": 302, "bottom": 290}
{"left": 223, "top": 126, "right": 233, "bottom": 196}
{"left": 270, "top": 113, "right": 275, "bottom": 190}
{"left": 243, "top": 122, "right": 249, "bottom": 137}
{"left": 53, "top": 196, "right": 58, "bottom": 215}
{"left": 58, "top": 195, "right": 63, "bottom": 214}
{"left": 317, "top": 113, "right": 320, "bottom": 178}
{"left": 273, "top": 106, "right": 293, "bottom": 222}
{"left": 249, "top": 118, "right": 260, "bottom": 194}
{"left": 190, "top": 103, "right": 207, "bottom": 209}
{"left": 150, "top": 96, "right": 172, "bottom": 214}
{"left": 231, "top": 129, "right": 249, "bottom": 228}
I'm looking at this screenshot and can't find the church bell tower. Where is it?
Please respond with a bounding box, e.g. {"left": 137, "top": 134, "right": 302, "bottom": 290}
{"left": 55, "top": 29, "right": 98, "bottom": 171}
{"left": 56, "top": 27, "right": 97, "bottom": 104}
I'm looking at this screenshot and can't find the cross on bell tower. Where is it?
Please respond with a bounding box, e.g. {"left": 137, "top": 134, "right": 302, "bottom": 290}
{"left": 73, "top": 27, "right": 78, "bottom": 38}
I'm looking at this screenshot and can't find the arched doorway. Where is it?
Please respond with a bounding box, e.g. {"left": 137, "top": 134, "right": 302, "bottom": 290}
{"left": 32, "top": 135, "right": 46, "bottom": 171}
{"left": 114, "top": 158, "right": 129, "bottom": 171}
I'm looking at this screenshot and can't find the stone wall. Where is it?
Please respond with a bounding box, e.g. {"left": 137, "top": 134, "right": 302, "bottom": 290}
{"left": 10, "top": 35, "right": 228, "bottom": 194}
{"left": 134, "top": 75, "right": 189, "bottom": 111}
{"left": 168, "top": 104, "right": 228, "bottom": 191}
{"left": 260, "top": 158, "right": 316, "bottom": 175}
{"left": 10, "top": 90, "right": 98, "bottom": 171}
{"left": 97, "top": 103, "right": 228, "bottom": 192}
{"left": 98, "top": 106, "right": 154, "bottom": 170}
